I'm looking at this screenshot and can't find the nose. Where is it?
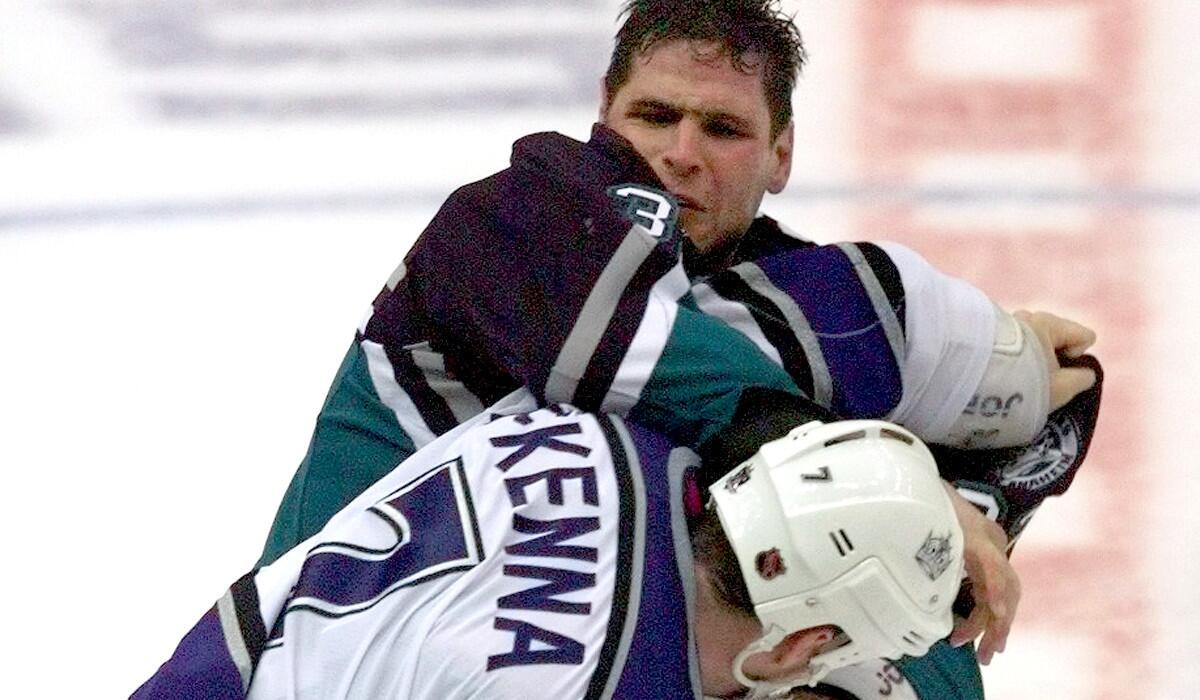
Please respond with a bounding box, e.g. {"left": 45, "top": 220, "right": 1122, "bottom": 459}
{"left": 661, "top": 119, "right": 703, "bottom": 180}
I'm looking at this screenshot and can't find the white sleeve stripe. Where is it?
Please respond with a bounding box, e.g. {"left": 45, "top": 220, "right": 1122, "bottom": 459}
{"left": 877, "top": 242, "right": 994, "bottom": 442}
{"left": 217, "top": 589, "right": 253, "bottom": 693}
{"left": 384, "top": 259, "right": 407, "bottom": 292}
{"left": 691, "top": 280, "right": 782, "bottom": 366}
{"left": 410, "top": 344, "right": 487, "bottom": 423}
{"left": 601, "top": 260, "right": 691, "bottom": 413}
{"left": 546, "top": 223, "right": 660, "bottom": 403}
{"left": 361, "top": 339, "right": 437, "bottom": 449}
{"left": 732, "top": 261, "right": 834, "bottom": 407}
{"left": 356, "top": 308, "right": 373, "bottom": 336}
{"left": 358, "top": 260, "right": 406, "bottom": 335}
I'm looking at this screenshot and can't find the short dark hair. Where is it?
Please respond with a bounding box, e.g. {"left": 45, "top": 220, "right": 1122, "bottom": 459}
{"left": 691, "top": 504, "right": 756, "bottom": 618}
{"left": 604, "top": 0, "right": 806, "bottom": 139}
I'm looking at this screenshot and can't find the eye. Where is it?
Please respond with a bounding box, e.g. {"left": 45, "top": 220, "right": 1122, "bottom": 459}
{"left": 705, "top": 121, "right": 746, "bottom": 139}
{"left": 629, "top": 105, "right": 679, "bottom": 127}
{"left": 624, "top": 101, "right": 681, "bottom": 127}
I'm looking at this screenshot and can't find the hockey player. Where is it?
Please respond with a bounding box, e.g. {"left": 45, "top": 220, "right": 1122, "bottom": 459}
{"left": 136, "top": 400, "right": 974, "bottom": 700}
{"left": 251, "top": 1, "right": 1099, "bottom": 694}
{"left": 258, "top": 0, "right": 1097, "bottom": 559}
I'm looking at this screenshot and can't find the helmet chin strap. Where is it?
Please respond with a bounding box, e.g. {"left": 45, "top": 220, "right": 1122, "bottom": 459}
{"left": 731, "top": 625, "right": 831, "bottom": 699}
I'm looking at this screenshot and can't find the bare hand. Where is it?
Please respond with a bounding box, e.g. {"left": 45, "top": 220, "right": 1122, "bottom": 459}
{"left": 1013, "top": 310, "right": 1097, "bottom": 411}
{"left": 944, "top": 483, "right": 1021, "bottom": 664}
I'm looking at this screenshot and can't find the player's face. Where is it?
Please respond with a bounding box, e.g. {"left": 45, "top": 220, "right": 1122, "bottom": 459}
{"left": 603, "top": 39, "right": 794, "bottom": 252}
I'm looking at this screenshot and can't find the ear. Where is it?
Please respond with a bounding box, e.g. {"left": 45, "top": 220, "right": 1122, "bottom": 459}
{"left": 750, "top": 625, "right": 837, "bottom": 682}
{"left": 767, "top": 121, "right": 794, "bottom": 194}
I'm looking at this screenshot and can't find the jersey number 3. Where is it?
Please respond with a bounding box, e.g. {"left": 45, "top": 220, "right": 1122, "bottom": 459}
{"left": 608, "top": 184, "right": 678, "bottom": 240}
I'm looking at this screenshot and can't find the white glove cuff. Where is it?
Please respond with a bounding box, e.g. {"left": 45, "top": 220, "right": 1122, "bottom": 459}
{"left": 944, "top": 306, "right": 1050, "bottom": 448}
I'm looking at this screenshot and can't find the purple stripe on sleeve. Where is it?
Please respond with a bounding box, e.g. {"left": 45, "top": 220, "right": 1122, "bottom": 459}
{"left": 612, "top": 424, "right": 696, "bottom": 699}
{"left": 756, "top": 247, "right": 902, "bottom": 418}
{"left": 132, "top": 606, "right": 246, "bottom": 700}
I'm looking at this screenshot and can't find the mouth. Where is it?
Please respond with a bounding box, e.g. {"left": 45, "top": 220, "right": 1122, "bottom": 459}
{"left": 671, "top": 192, "right": 704, "bottom": 211}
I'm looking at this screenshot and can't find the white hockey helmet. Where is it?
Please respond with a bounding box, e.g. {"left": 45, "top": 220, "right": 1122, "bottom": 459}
{"left": 709, "top": 420, "right": 964, "bottom": 689}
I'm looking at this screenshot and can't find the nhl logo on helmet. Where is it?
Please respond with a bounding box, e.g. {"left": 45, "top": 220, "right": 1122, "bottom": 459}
{"left": 755, "top": 548, "right": 787, "bottom": 580}
{"left": 914, "top": 531, "right": 954, "bottom": 581}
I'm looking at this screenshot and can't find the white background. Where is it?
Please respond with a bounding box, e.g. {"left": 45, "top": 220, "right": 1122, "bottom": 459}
{"left": 1, "top": 1, "right": 1197, "bottom": 697}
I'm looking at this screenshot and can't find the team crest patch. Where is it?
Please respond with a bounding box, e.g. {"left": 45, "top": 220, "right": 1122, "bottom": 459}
{"left": 755, "top": 548, "right": 787, "bottom": 580}
{"left": 1000, "top": 413, "right": 1079, "bottom": 492}
{"left": 915, "top": 532, "right": 954, "bottom": 581}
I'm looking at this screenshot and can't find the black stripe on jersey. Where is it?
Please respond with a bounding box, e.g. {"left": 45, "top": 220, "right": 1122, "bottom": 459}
{"left": 585, "top": 415, "right": 639, "bottom": 700}
{"left": 706, "top": 273, "right": 817, "bottom": 399}
{"left": 853, "top": 243, "right": 907, "bottom": 331}
{"left": 809, "top": 683, "right": 866, "bottom": 700}
{"left": 231, "top": 570, "right": 269, "bottom": 669}
{"left": 382, "top": 342, "right": 461, "bottom": 436}
{"left": 456, "top": 459, "right": 487, "bottom": 564}
{"left": 444, "top": 349, "right": 516, "bottom": 411}
{"left": 732, "top": 214, "right": 817, "bottom": 263}
{"left": 573, "top": 249, "right": 676, "bottom": 409}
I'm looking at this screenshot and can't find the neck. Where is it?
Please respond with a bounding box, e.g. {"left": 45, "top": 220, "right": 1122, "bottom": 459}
{"left": 694, "top": 567, "right": 762, "bottom": 697}
{"left": 683, "top": 234, "right": 741, "bottom": 278}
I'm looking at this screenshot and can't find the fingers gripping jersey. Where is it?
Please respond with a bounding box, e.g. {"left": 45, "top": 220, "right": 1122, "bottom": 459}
{"left": 937, "top": 355, "right": 1105, "bottom": 547}
{"left": 137, "top": 400, "right": 705, "bottom": 700}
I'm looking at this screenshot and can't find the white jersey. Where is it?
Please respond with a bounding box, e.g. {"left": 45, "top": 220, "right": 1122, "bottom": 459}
{"left": 136, "top": 394, "right": 706, "bottom": 699}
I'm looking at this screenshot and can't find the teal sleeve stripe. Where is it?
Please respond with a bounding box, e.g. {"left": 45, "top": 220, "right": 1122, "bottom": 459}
{"left": 628, "top": 300, "right": 801, "bottom": 449}
{"left": 897, "top": 641, "right": 986, "bottom": 700}
{"left": 258, "top": 341, "right": 417, "bottom": 567}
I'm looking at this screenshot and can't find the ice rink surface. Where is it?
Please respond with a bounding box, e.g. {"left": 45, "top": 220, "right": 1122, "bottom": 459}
{"left": 1, "top": 1, "right": 1197, "bottom": 697}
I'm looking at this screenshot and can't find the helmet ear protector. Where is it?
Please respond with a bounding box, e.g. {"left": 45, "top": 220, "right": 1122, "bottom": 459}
{"left": 709, "top": 420, "right": 965, "bottom": 687}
